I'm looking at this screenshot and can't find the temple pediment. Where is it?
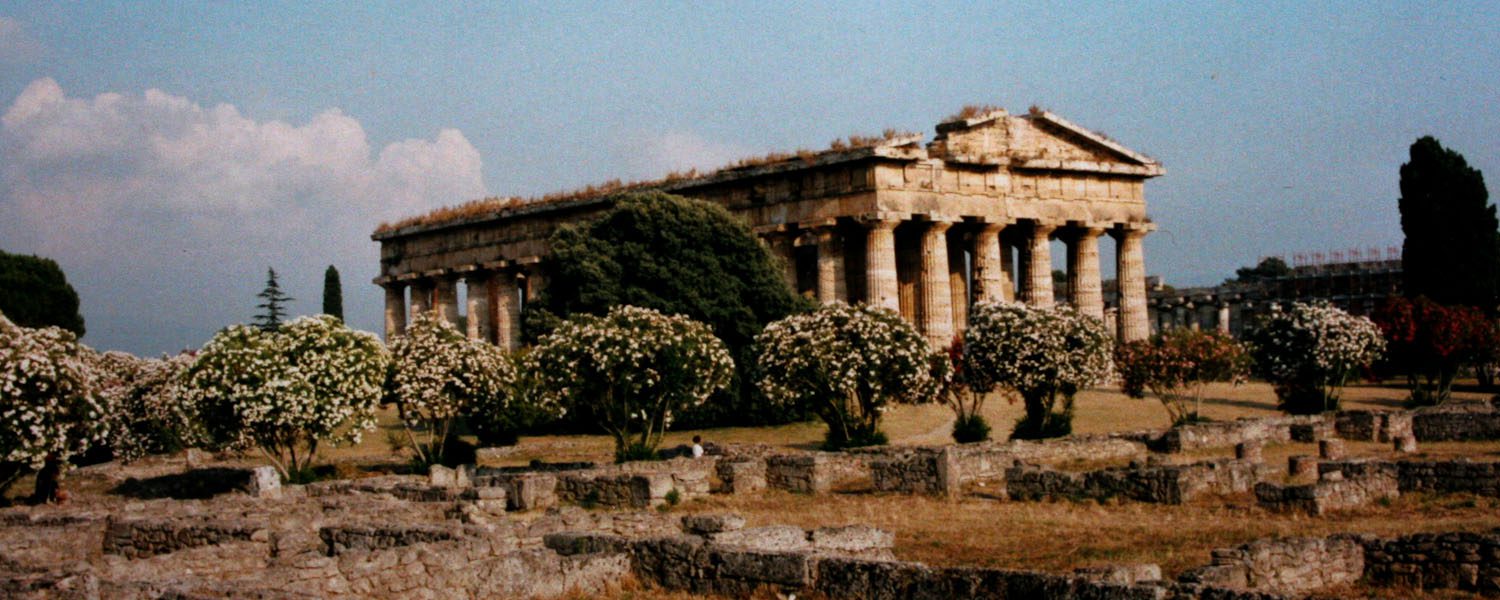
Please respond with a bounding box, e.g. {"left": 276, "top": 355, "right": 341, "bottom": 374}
{"left": 930, "top": 108, "right": 1163, "bottom": 177}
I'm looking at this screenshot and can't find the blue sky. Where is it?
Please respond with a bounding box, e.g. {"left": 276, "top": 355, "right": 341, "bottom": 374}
{"left": 1, "top": 2, "right": 1497, "bottom": 355}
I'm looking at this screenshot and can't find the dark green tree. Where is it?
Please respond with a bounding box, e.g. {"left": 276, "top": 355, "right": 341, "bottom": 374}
{"left": 531, "top": 191, "right": 809, "bottom": 426}
{"left": 1232, "top": 256, "right": 1291, "bottom": 284}
{"left": 0, "top": 250, "right": 85, "bottom": 336}
{"left": 322, "top": 265, "right": 344, "bottom": 321}
{"left": 254, "top": 268, "right": 293, "bottom": 331}
{"left": 1399, "top": 136, "right": 1497, "bottom": 310}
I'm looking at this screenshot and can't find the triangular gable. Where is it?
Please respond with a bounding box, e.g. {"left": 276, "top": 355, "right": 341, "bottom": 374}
{"left": 1021, "top": 110, "right": 1158, "bottom": 167}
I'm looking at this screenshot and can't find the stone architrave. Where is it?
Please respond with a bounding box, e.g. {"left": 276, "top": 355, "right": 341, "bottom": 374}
{"left": 465, "top": 273, "right": 493, "bottom": 342}
{"left": 1023, "top": 221, "right": 1057, "bottom": 308}
{"left": 814, "top": 225, "right": 847, "bottom": 303}
{"left": 495, "top": 273, "right": 522, "bottom": 351}
{"left": 1067, "top": 225, "right": 1106, "bottom": 321}
{"left": 918, "top": 219, "right": 955, "bottom": 348}
{"left": 382, "top": 283, "right": 407, "bottom": 340}
{"left": 863, "top": 217, "right": 901, "bottom": 312}
{"left": 1113, "top": 226, "right": 1151, "bottom": 341}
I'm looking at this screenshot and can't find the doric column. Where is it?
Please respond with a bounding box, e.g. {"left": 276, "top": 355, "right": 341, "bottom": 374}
{"left": 766, "top": 230, "right": 799, "bottom": 293}
{"left": 1113, "top": 225, "right": 1151, "bottom": 341}
{"left": 1217, "top": 303, "right": 1231, "bottom": 334}
{"left": 434, "top": 275, "right": 461, "bottom": 328}
{"left": 382, "top": 282, "right": 407, "bottom": 340}
{"left": 1067, "top": 225, "right": 1106, "bottom": 321}
{"left": 495, "top": 272, "right": 522, "bottom": 351}
{"left": 1022, "top": 221, "right": 1057, "bottom": 308}
{"left": 465, "top": 272, "right": 493, "bottom": 342}
{"left": 918, "top": 219, "right": 955, "bottom": 349}
{"left": 863, "top": 217, "right": 900, "bottom": 311}
{"left": 972, "top": 222, "right": 1011, "bottom": 304}
{"left": 947, "top": 227, "right": 969, "bottom": 333}
{"left": 408, "top": 279, "right": 434, "bottom": 318}
{"left": 814, "top": 224, "right": 847, "bottom": 304}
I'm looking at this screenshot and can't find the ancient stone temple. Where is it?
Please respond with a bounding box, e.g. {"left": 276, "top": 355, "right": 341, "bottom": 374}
{"left": 372, "top": 107, "right": 1164, "bottom": 349}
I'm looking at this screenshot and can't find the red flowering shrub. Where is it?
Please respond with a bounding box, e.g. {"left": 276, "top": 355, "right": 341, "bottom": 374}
{"left": 1115, "top": 329, "right": 1250, "bottom": 426}
{"left": 1373, "top": 297, "right": 1493, "bottom": 405}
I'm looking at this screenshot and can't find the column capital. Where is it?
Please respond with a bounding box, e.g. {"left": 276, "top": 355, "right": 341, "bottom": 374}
{"left": 914, "top": 213, "right": 961, "bottom": 224}
{"left": 799, "top": 218, "right": 838, "bottom": 230}
{"left": 373, "top": 275, "right": 401, "bottom": 287}
{"left": 858, "top": 212, "right": 908, "bottom": 228}
{"left": 395, "top": 272, "right": 422, "bottom": 282}
{"left": 421, "top": 268, "right": 456, "bottom": 280}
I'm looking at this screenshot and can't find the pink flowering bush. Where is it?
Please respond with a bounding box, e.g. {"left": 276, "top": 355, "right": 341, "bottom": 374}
{"left": 184, "top": 315, "right": 387, "bottom": 480}
{"left": 1247, "top": 302, "right": 1385, "bottom": 414}
{"left": 1114, "top": 329, "right": 1250, "bottom": 426}
{"left": 387, "top": 312, "right": 528, "bottom": 466}
{"left": 756, "top": 303, "right": 940, "bottom": 449}
{"left": 529, "top": 305, "right": 732, "bottom": 461}
{"left": 0, "top": 318, "right": 111, "bottom": 503}
{"left": 962, "top": 302, "right": 1114, "bottom": 439}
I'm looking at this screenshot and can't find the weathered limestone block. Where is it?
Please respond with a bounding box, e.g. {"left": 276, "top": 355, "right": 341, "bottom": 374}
{"left": 1287, "top": 455, "right": 1318, "bottom": 480}
{"left": 490, "top": 473, "right": 558, "bottom": 511}
{"left": 1336, "top": 410, "right": 1413, "bottom": 442}
{"left": 1318, "top": 439, "right": 1346, "bottom": 460}
{"left": 247, "top": 466, "right": 281, "bottom": 499}
{"left": 1394, "top": 434, "right": 1418, "bottom": 453}
{"left": 1073, "top": 563, "right": 1162, "bottom": 585}
{"left": 1235, "top": 441, "right": 1263, "bottom": 464}
{"left": 765, "top": 453, "right": 867, "bottom": 494}
{"left": 1180, "top": 536, "right": 1364, "bottom": 594}
{"left": 319, "top": 524, "right": 459, "bottom": 556}
{"left": 708, "top": 525, "right": 810, "bottom": 552}
{"left": 681, "top": 514, "right": 746, "bottom": 535}
{"left": 1412, "top": 404, "right": 1500, "bottom": 441}
{"left": 1362, "top": 530, "right": 1500, "bottom": 594}
{"left": 716, "top": 459, "right": 767, "bottom": 494}
{"left": 810, "top": 525, "right": 895, "bottom": 558}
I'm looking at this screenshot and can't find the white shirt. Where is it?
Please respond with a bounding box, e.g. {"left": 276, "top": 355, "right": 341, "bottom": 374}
{"left": 690, "top": 443, "right": 704, "bottom": 458}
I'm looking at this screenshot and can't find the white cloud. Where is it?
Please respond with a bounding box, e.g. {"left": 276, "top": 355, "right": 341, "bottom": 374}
{"left": 0, "top": 16, "right": 43, "bottom": 63}
{"left": 0, "top": 78, "right": 488, "bottom": 354}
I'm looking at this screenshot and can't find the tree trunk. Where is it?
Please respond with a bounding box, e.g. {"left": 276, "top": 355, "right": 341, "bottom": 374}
{"left": 29, "top": 457, "right": 63, "bottom": 504}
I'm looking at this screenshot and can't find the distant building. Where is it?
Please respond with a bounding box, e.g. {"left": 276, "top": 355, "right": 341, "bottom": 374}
{"left": 1147, "top": 251, "right": 1402, "bottom": 336}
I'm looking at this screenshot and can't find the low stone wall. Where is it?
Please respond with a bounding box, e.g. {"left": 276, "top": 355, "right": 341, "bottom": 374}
{"left": 473, "top": 457, "right": 716, "bottom": 510}
{"left": 549, "top": 524, "right": 1287, "bottom": 599}
{"left": 102, "top": 517, "right": 265, "bottom": 559}
{"left": 1412, "top": 403, "right": 1500, "bottom": 441}
{"left": 765, "top": 452, "right": 868, "bottom": 493}
{"left": 1335, "top": 410, "right": 1414, "bottom": 442}
{"left": 1152, "top": 415, "right": 1329, "bottom": 453}
{"left": 1362, "top": 530, "right": 1500, "bottom": 594}
{"left": 1320, "top": 458, "right": 1500, "bottom": 497}
{"left": 1180, "top": 536, "right": 1365, "bottom": 594}
{"left": 1254, "top": 470, "right": 1399, "bottom": 515}
{"left": 865, "top": 435, "right": 1146, "bottom": 496}
{"left": 1006, "top": 459, "right": 1264, "bottom": 504}
{"left": 319, "top": 524, "right": 461, "bottom": 555}
{"left": 715, "top": 458, "right": 767, "bottom": 494}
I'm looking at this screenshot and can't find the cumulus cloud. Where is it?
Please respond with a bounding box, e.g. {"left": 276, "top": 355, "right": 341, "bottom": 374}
{"left": 0, "top": 17, "right": 43, "bottom": 63}
{"left": 0, "top": 78, "right": 487, "bottom": 354}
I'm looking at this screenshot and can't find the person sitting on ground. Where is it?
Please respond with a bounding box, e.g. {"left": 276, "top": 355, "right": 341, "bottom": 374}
{"left": 691, "top": 435, "right": 704, "bottom": 458}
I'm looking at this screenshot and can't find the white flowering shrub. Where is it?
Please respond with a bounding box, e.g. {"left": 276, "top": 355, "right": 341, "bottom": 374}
{"left": 756, "top": 303, "right": 939, "bottom": 449}
{"left": 529, "top": 305, "right": 733, "bottom": 461}
{"left": 963, "top": 302, "right": 1114, "bottom": 439}
{"left": 92, "top": 350, "right": 200, "bottom": 462}
{"left": 1247, "top": 301, "right": 1385, "bottom": 414}
{"left": 183, "top": 315, "right": 387, "bottom": 480}
{"left": 0, "top": 321, "right": 111, "bottom": 502}
{"left": 387, "top": 312, "right": 529, "bottom": 466}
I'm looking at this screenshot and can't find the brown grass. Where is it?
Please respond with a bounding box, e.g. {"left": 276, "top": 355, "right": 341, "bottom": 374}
{"left": 945, "top": 104, "right": 1005, "bottom": 122}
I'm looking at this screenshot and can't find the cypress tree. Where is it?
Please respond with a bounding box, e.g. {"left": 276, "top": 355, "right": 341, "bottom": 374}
{"left": 322, "top": 265, "right": 344, "bottom": 321}
{"left": 1399, "top": 136, "right": 1498, "bottom": 310}
{"left": 254, "top": 268, "right": 293, "bottom": 331}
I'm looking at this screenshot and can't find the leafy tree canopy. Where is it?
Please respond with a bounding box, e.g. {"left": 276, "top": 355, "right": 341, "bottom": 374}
{"left": 0, "top": 250, "right": 85, "bottom": 336}
{"left": 537, "top": 191, "right": 804, "bottom": 350}
{"left": 1232, "top": 256, "right": 1291, "bottom": 284}
{"left": 1399, "top": 136, "right": 1497, "bottom": 310}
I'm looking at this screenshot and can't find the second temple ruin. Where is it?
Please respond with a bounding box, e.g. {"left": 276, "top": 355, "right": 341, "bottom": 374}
{"left": 371, "top": 107, "right": 1164, "bottom": 349}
